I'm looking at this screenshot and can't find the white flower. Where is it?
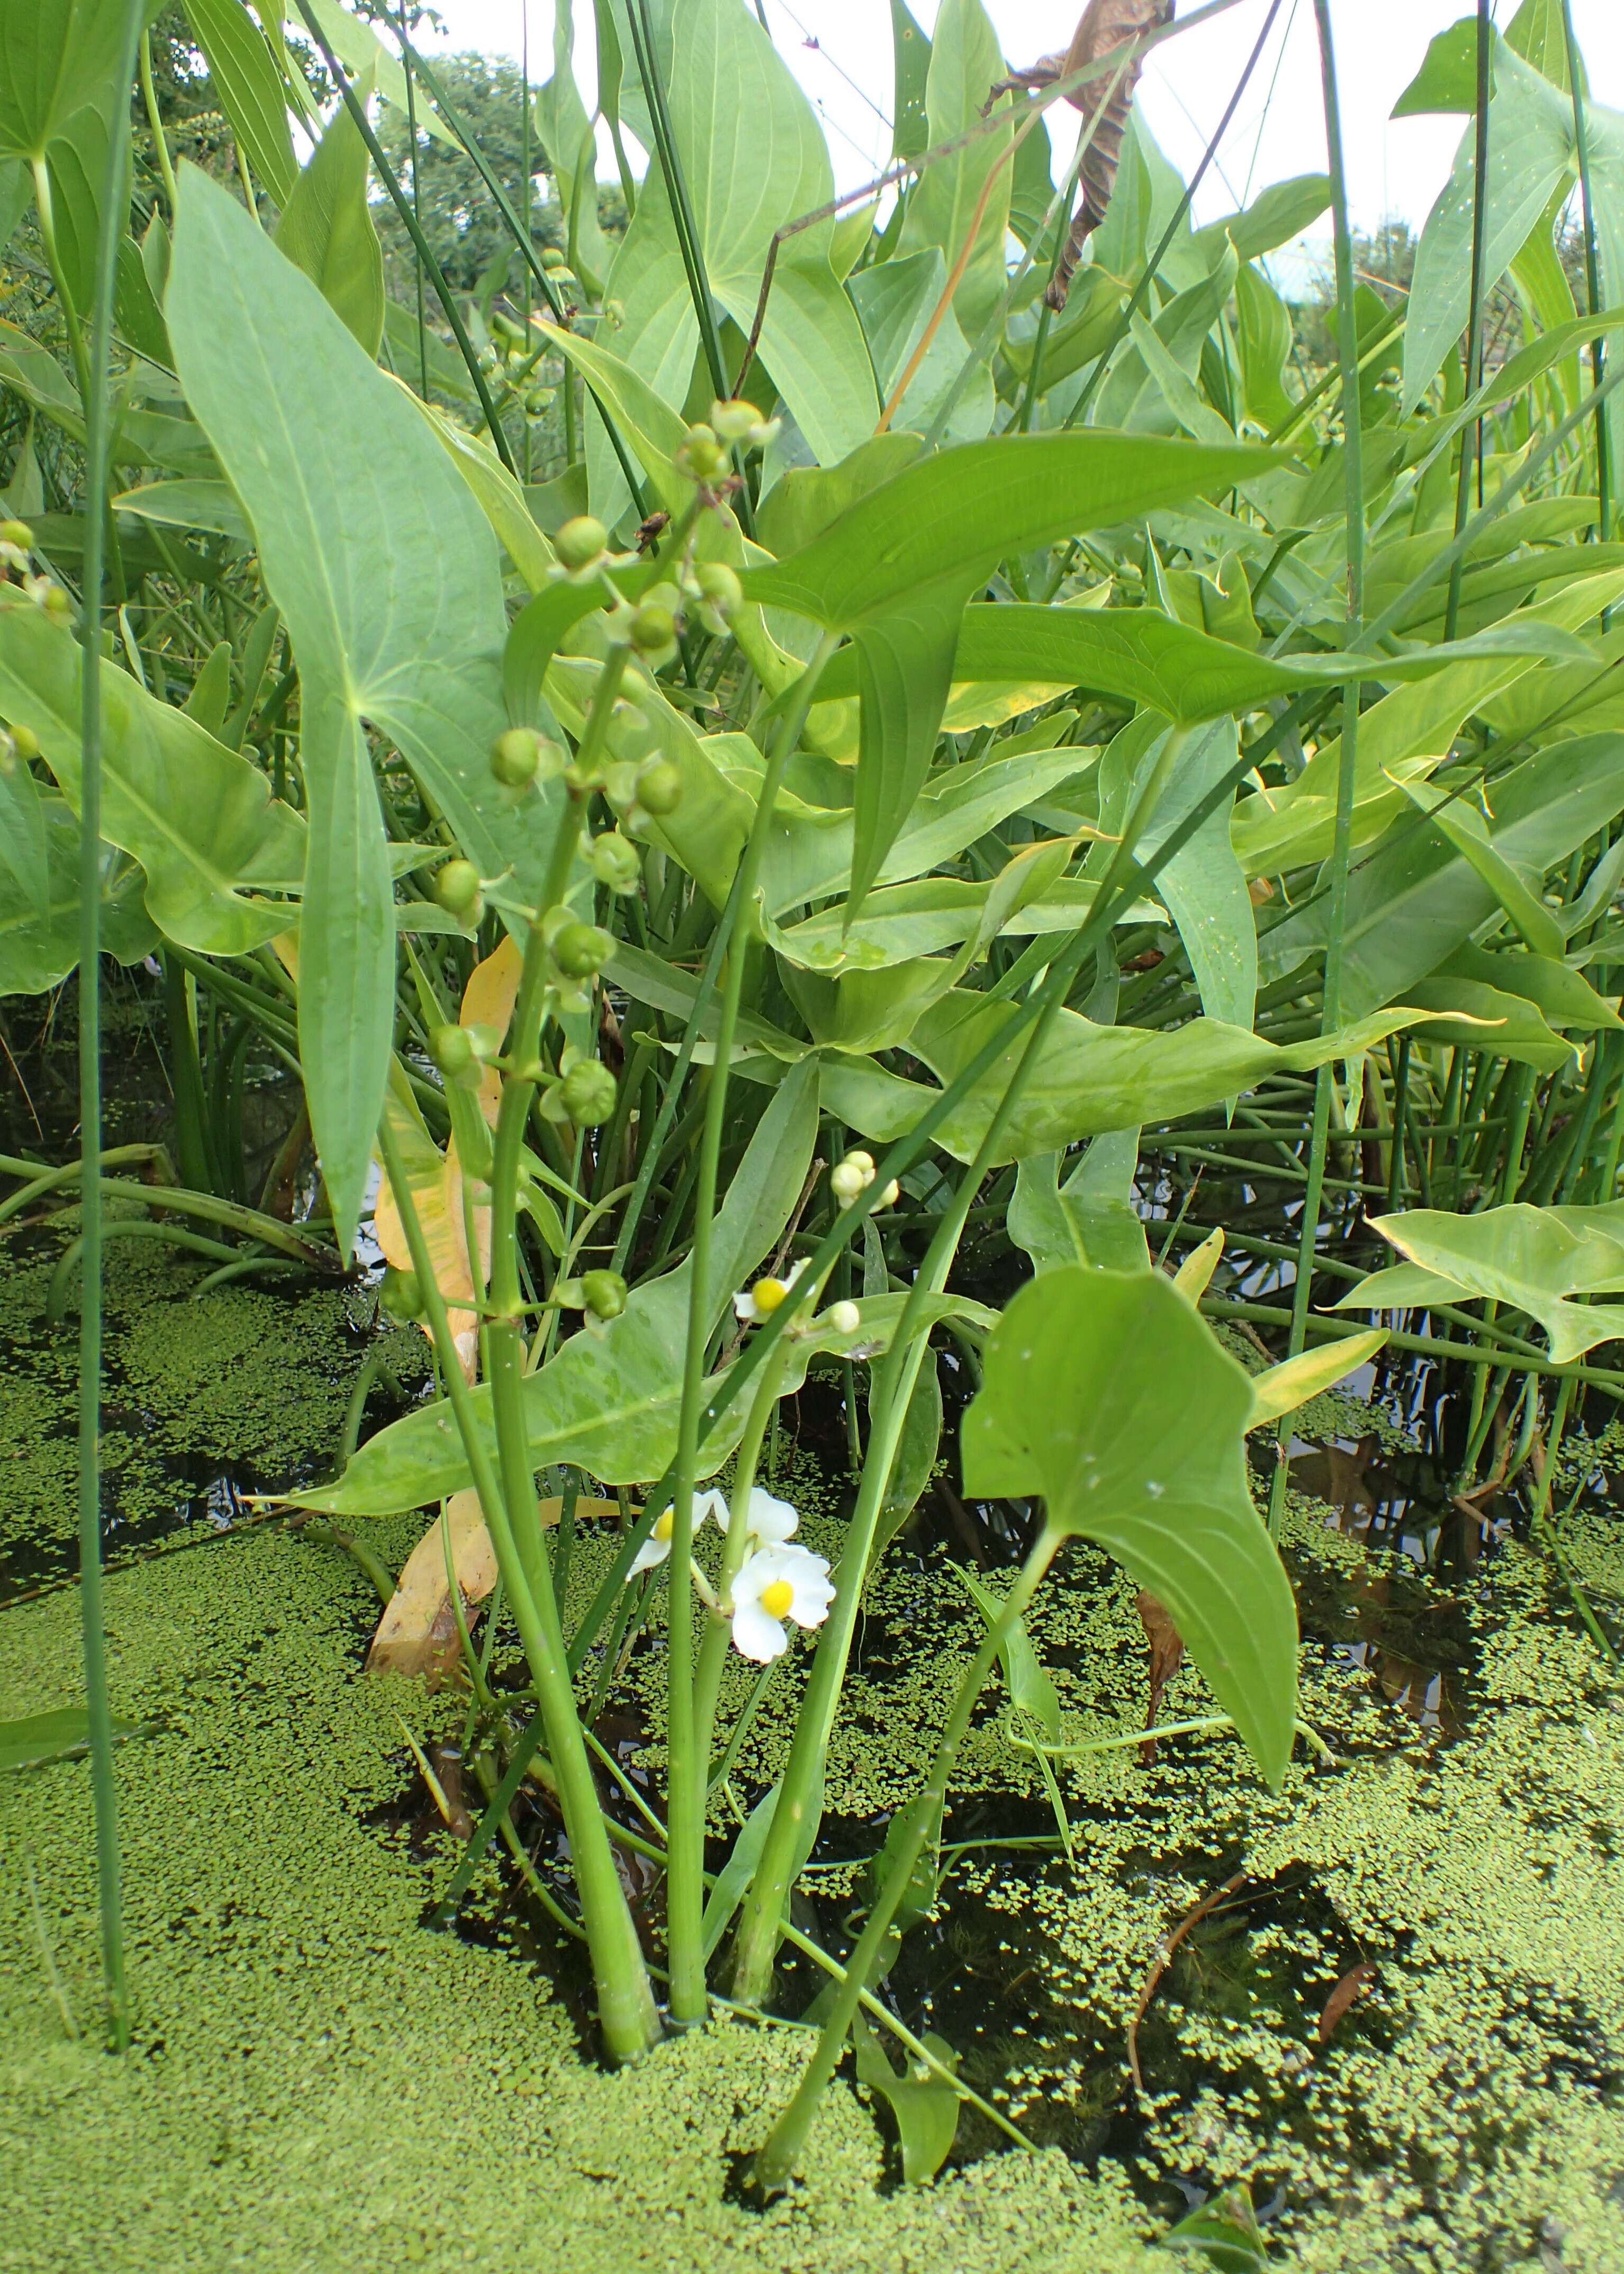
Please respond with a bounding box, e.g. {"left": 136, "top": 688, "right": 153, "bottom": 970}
{"left": 729, "top": 1544, "right": 835, "bottom": 1662}
{"left": 714, "top": 1485, "right": 798, "bottom": 1547}
{"left": 627, "top": 1488, "right": 729, "bottom": 1577}
{"left": 733, "top": 1256, "right": 808, "bottom": 1324}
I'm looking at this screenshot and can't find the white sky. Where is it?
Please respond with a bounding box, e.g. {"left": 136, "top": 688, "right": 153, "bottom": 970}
{"left": 417, "top": 0, "right": 1624, "bottom": 254}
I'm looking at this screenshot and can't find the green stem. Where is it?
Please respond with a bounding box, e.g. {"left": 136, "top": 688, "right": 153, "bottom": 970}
{"left": 377, "top": 1112, "right": 660, "bottom": 2061}
{"left": 1269, "top": 0, "right": 1364, "bottom": 1545}
{"left": 663, "top": 630, "right": 838, "bottom": 2022}
{"left": 76, "top": 0, "right": 146, "bottom": 2057}
{"left": 139, "top": 30, "right": 179, "bottom": 217}
{"left": 1442, "top": 0, "right": 1491, "bottom": 643}
{"left": 30, "top": 156, "right": 92, "bottom": 409}
{"left": 1560, "top": 0, "right": 1610, "bottom": 547}
{"left": 751, "top": 1530, "right": 1057, "bottom": 2194}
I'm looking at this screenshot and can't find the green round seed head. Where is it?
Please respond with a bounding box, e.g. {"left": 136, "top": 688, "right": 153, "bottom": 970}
{"left": 490, "top": 727, "right": 543, "bottom": 788}
{"left": 556, "top": 514, "right": 609, "bottom": 571}
{"left": 432, "top": 858, "right": 482, "bottom": 916}
{"left": 551, "top": 920, "right": 612, "bottom": 979}
{"left": 580, "top": 1268, "right": 628, "bottom": 1319}
{"left": 628, "top": 603, "right": 676, "bottom": 655}
{"left": 634, "top": 758, "right": 683, "bottom": 816}
{"left": 429, "top": 1024, "right": 476, "bottom": 1077}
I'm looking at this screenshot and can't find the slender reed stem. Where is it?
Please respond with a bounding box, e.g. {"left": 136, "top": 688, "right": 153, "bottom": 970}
{"left": 1269, "top": 0, "right": 1364, "bottom": 1543}
{"left": 76, "top": 0, "right": 147, "bottom": 2055}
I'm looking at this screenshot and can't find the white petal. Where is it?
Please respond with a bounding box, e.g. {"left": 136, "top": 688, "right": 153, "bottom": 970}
{"left": 786, "top": 1569, "right": 836, "bottom": 1629}
{"left": 732, "top": 1291, "right": 759, "bottom": 1323}
{"left": 731, "top": 1601, "right": 789, "bottom": 1662}
{"left": 694, "top": 1488, "right": 732, "bottom": 1533}
{"left": 745, "top": 1486, "right": 798, "bottom": 1545}
{"left": 628, "top": 1535, "right": 670, "bottom": 1577}
{"left": 731, "top": 1545, "right": 780, "bottom": 1605}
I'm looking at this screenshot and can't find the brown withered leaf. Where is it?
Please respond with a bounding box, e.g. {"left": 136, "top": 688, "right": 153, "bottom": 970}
{"left": 367, "top": 1492, "right": 624, "bottom": 1687}
{"left": 368, "top": 1489, "right": 498, "bottom": 1687}
{"left": 1136, "top": 1587, "right": 1185, "bottom": 1765}
{"left": 988, "top": 0, "right": 1175, "bottom": 309}
{"left": 1316, "top": 1959, "right": 1376, "bottom": 2047}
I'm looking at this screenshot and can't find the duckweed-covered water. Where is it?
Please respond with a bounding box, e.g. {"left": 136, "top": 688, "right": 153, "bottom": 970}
{"left": 5, "top": 1078, "right": 1624, "bottom": 2269}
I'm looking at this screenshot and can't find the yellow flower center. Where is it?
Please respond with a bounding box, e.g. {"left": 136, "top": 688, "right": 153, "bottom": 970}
{"left": 750, "top": 1275, "right": 788, "bottom": 1314}
{"left": 653, "top": 1507, "right": 674, "bottom": 1542}
{"left": 759, "top": 1578, "right": 795, "bottom": 1619}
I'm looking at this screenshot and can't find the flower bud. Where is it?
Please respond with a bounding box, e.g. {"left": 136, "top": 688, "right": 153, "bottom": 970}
{"left": 550, "top": 920, "right": 612, "bottom": 979}
{"left": 380, "top": 1264, "right": 425, "bottom": 1322}
{"left": 541, "top": 245, "right": 568, "bottom": 271}
{"left": 432, "top": 858, "right": 482, "bottom": 917}
{"left": 634, "top": 758, "right": 682, "bottom": 817}
{"left": 0, "top": 519, "right": 32, "bottom": 550}
{"left": 555, "top": 514, "right": 609, "bottom": 573}
{"left": 560, "top": 1059, "right": 617, "bottom": 1125}
{"left": 8, "top": 722, "right": 39, "bottom": 762}
{"left": 875, "top": 1179, "right": 900, "bottom": 1209}
{"left": 41, "top": 582, "right": 70, "bottom": 618}
{"left": 825, "top": 1300, "right": 861, "bottom": 1336}
{"left": 524, "top": 389, "right": 554, "bottom": 418}
{"left": 845, "top": 1149, "right": 876, "bottom": 1182}
{"left": 581, "top": 1268, "right": 628, "bottom": 1319}
{"left": 429, "top": 1023, "right": 476, "bottom": 1078}
{"left": 829, "top": 1160, "right": 866, "bottom": 1206}
{"left": 590, "top": 831, "right": 640, "bottom": 893}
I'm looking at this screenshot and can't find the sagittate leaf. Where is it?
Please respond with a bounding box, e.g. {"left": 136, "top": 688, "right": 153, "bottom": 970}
{"left": 815, "top": 993, "right": 1420, "bottom": 1167}
{"left": 167, "top": 166, "right": 565, "bottom": 1253}
{"left": 185, "top": 0, "right": 299, "bottom": 206}
{"left": 743, "top": 432, "right": 1282, "bottom": 910}
{"left": 0, "top": 598, "right": 305, "bottom": 953}
{"left": 1334, "top": 1203, "right": 1624, "bottom": 1364}
{"left": 1246, "top": 1329, "right": 1389, "bottom": 1431}
{"left": 1260, "top": 734, "right": 1624, "bottom": 1020}
{"left": 852, "top": 2013, "right": 961, "bottom": 2185}
{"left": 961, "top": 1269, "right": 1298, "bottom": 1788}
{"left": 274, "top": 92, "right": 384, "bottom": 356}
{"left": 1403, "top": 40, "right": 1575, "bottom": 414}
{"left": 1162, "top": 2179, "right": 1269, "bottom": 2272}
{"left": 0, "top": 1706, "right": 142, "bottom": 1772}
{"left": 1009, "top": 1129, "right": 1150, "bottom": 1274}
{"left": 0, "top": 794, "right": 155, "bottom": 996}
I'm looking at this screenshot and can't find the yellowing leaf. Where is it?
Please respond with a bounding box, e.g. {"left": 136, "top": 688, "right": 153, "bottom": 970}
{"left": 373, "top": 1068, "right": 490, "bottom": 1380}
{"left": 459, "top": 933, "right": 522, "bottom": 1127}
{"left": 1246, "top": 1329, "right": 1389, "bottom": 1430}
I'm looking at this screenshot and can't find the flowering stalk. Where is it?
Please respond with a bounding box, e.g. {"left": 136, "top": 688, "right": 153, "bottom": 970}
{"left": 387, "top": 630, "right": 662, "bottom": 2062}
{"left": 730, "top": 737, "right": 1192, "bottom": 2005}
{"left": 688, "top": 1273, "right": 826, "bottom": 1785}
{"left": 662, "top": 629, "right": 841, "bottom": 2024}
